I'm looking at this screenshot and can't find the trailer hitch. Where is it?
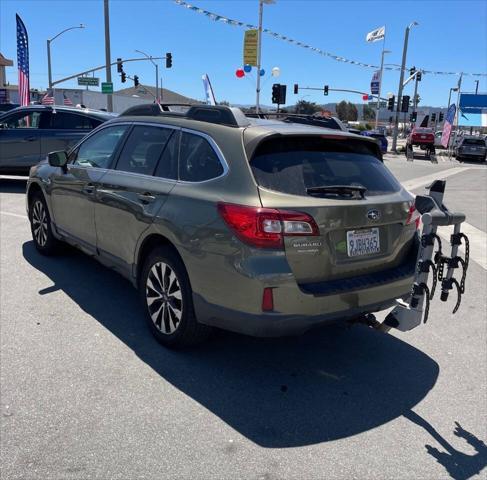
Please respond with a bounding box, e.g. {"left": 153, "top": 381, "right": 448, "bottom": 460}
{"left": 381, "top": 179, "right": 470, "bottom": 332}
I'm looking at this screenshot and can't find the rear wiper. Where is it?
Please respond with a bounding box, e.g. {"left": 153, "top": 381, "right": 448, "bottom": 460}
{"left": 306, "top": 185, "right": 367, "bottom": 199}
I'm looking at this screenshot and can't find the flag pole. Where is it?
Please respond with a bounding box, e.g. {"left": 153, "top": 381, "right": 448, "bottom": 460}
{"left": 375, "top": 29, "right": 386, "bottom": 130}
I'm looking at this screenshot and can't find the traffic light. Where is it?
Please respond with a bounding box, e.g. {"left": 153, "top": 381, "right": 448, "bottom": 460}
{"left": 416, "top": 71, "right": 422, "bottom": 81}
{"left": 116, "top": 58, "right": 123, "bottom": 73}
{"left": 431, "top": 112, "right": 436, "bottom": 122}
{"left": 409, "top": 66, "right": 416, "bottom": 76}
{"left": 439, "top": 112, "right": 444, "bottom": 122}
{"left": 121, "top": 71, "right": 126, "bottom": 83}
{"left": 134, "top": 75, "right": 139, "bottom": 87}
{"left": 166, "top": 52, "right": 172, "bottom": 68}
{"left": 387, "top": 96, "right": 395, "bottom": 111}
{"left": 271, "top": 83, "right": 286, "bottom": 104}
{"left": 410, "top": 112, "right": 417, "bottom": 122}
{"left": 324, "top": 85, "right": 329, "bottom": 96}
{"left": 401, "top": 95, "right": 410, "bottom": 112}
{"left": 293, "top": 83, "right": 299, "bottom": 94}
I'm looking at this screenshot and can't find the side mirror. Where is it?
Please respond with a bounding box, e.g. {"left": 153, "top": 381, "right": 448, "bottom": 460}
{"left": 48, "top": 150, "right": 68, "bottom": 169}
{"left": 0, "top": 123, "right": 7, "bottom": 129}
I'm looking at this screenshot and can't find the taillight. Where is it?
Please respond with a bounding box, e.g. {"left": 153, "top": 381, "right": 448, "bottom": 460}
{"left": 217, "top": 203, "right": 319, "bottom": 249}
{"left": 406, "top": 202, "right": 421, "bottom": 229}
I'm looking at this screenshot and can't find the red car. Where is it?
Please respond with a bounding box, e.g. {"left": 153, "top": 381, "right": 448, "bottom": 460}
{"left": 407, "top": 127, "right": 435, "bottom": 146}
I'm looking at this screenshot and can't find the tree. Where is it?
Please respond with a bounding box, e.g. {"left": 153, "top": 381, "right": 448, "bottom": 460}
{"left": 363, "top": 104, "right": 375, "bottom": 121}
{"left": 346, "top": 102, "right": 358, "bottom": 121}
{"left": 294, "top": 100, "right": 320, "bottom": 115}
{"left": 336, "top": 100, "right": 348, "bottom": 121}
{"left": 218, "top": 100, "right": 230, "bottom": 106}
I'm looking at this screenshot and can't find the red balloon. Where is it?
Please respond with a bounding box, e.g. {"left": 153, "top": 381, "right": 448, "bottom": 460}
{"left": 236, "top": 69, "right": 245, "bottom": 78}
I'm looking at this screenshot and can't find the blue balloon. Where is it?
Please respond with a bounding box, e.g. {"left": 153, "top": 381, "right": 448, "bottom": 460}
{"left": 260, "top": 68, "right": 265, "bottom": 76}
{"left": 244, "top": 64, "right": 252, "bottom": 73}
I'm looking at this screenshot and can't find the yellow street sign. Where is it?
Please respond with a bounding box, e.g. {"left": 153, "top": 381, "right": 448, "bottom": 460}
{"left": 243, "top": 29, "right": 258, "bottom": 66}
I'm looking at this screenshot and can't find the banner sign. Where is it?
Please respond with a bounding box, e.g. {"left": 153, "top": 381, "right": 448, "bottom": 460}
{"left": 459, "top": 93, "right": 487, "bottom": 114}
{"left": 243, "top": 29, "right": 258, "bottom": 66}
{"left": 202, "top": 74, "right": 216, "bottom": 105}
{"left": 366, "top": 26, "right": 385, "bottom": 43}
{"left": 371, "top": 70, "right": 381, "bottom": 95}
{"left": 441, "top": 104, "right": 456, "bottom": 148}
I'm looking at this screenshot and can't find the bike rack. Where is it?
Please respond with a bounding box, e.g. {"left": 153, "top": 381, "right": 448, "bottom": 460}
{"left": 378, "top": 179, "right": 470, "bottom": 332}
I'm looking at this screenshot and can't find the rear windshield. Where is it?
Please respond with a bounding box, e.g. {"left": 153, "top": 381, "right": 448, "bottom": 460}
{"left": 251, "top": 137, "right": 401, "bottom": 197}
{"left": 463, "top": 138, "right": 485, "bottom": 146}
{"left": 414, "top": 128, "right": 433, "bottom": 134}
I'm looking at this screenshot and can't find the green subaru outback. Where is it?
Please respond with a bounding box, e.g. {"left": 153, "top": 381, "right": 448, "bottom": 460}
{"left": 26, "top": 105, "right": 419, "bottom": 348}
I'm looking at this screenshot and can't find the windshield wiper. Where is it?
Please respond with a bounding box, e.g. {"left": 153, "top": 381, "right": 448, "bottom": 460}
{"left": 306, "top": 184, "right": 367, "bottom": 198}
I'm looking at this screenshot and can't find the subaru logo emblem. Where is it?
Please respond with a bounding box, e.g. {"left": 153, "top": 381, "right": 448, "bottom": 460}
{"left": 367, "top": 209, "right": 381, "bottom": 221}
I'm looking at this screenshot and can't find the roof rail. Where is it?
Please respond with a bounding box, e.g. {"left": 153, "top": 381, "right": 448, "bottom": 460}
{"left": 119, "top": 103, "right": 251, "bottom": 128}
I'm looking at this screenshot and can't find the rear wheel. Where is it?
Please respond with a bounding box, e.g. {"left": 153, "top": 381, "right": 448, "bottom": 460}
{"left": 29, "top": 192, "right": 61, "bottom": 255}
{"left": 139, "top": 246, "right": 211, "bottom": 348}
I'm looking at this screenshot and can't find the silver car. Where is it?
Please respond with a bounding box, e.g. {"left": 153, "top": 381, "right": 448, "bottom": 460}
{"left": 0, "top": 105, "right": 114, "bottom": 175}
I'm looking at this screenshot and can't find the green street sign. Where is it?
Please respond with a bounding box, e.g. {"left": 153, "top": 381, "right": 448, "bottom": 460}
{"left": 77, "top": 76, "right": 100, "bottom": 86}
{"left": 101, "top": 82, "right": 113, "bottom": 94}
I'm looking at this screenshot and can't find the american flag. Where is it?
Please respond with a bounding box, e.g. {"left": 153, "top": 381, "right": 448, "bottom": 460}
{"left": 441, "top": 104, "right": 456, "bottom": 148}
{"left": 63, "top": 92, "right": 73, "bottom": 106}
{"left": 41, "top": 91, "right": 55, "bottom": 105}
{"left": 16, "top": 14, "right": 30, "bottom": 106}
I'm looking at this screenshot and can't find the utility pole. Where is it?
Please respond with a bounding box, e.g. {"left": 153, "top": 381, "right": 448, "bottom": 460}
{"left": 475, "top": 80, "right": 479, "bottom": 94}
{"left": 256, "top": 0, "right": 275, "bottom": 114}
{"left": 104, "top": 0, "right": 113, "bottom": 112}
{"left": 411, "top": 71, "right": 419, "bottom": 128}
{"left": 391, "top": 21, "right": 418, "bottom": 152}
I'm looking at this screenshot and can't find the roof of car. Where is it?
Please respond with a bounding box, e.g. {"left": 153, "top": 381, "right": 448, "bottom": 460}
{"left": 1, "top": 104, "right": 116, "bottom": 120}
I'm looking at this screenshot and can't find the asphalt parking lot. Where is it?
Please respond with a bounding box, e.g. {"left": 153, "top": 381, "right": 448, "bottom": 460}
{"left": 1, "top": 156, "right": 486, "bottom": 480}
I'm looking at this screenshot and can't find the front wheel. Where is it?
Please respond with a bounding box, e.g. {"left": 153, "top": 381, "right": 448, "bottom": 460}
{"left": 139, "top": 246, "right": 211, "bottom": 348}
{"left": 29, "top": 192, "right": 61, "bottom": 255}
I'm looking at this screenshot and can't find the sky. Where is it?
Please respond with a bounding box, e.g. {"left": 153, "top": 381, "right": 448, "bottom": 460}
{"left": 1, "top": 0, "right": 486, "bottom": 107}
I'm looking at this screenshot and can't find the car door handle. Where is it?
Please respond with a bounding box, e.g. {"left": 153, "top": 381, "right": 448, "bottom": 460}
{"left": 137, "top": 192, "right": 156, "bottom": 204}
{"left": 24, "top": 136, "right": 37, "bottom": 142}
{"left": 82, "top": 183, "right": 95, "bottom": 195}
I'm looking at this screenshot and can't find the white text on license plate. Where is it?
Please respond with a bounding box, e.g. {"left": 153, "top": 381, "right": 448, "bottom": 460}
{"left": 347, "top": 228, "right": 380, "bottom": 257}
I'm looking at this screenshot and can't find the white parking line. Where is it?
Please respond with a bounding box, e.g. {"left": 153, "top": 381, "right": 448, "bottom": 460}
{"left": 0, "top": 211, "right": 27, "bottom": 219}
{"left": 401, "top": 167, "right": 471, "bottom": 191}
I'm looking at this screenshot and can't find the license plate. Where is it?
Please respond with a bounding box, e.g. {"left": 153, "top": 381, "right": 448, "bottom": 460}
{"left": 421, "top": 135, "right": 426, "bottom": 139}
{"left": 347, "top": 228, "right": 380, "bottom": 257}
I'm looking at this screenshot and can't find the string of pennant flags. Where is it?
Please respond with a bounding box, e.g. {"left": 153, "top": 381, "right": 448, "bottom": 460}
{"left": 174, "top": 0, "right": 487, "bottom": 78}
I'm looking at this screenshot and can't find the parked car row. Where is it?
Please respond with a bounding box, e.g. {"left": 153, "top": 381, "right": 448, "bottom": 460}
{"left": 26, "top": 104, "right": 418, "bottom": 348}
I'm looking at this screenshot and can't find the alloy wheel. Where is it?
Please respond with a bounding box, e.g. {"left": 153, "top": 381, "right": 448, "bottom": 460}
{"left": 146, "top": 262, "right": 183, "bottom": 334}
{"left": 32, "top": 200, "right": 48, "bottom": 247}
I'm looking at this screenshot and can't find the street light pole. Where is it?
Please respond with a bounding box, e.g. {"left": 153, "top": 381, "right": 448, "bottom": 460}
{"left": 256, "top": 0, "right": 275, "bottom": 114}
{"left": 391, "top": 21, "right": 418, "bottom": 152}
{"left": 375, "top": 48, "right": 390, "bottom": 129}
{"left": 447, "top": 87, "right": 458, "bottom": 108}
{"left": 104, "top": 0, "right": 113, "bottom": 112}
{"left": 47, "top": 24, "right": 85, "bottom": 89}
{"left": 135, "top": 49, "right": 159, "bottom": 102}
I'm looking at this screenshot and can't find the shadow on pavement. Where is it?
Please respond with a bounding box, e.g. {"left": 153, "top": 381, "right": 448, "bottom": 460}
{"left": 405, "top": 411, "right": 487, "bottom": 480}
{"left": 0, "top": 178, "right": 27, "bottom": 194}
{"left": 23, "top": 240, "right": 440, "bottom": 448}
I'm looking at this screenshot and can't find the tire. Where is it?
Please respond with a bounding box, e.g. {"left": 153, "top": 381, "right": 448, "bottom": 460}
{"left": 139, "top": 246, "right": 211, "bottom": 348}
{"left": 29, "top": 192, "right": 61, "bottom": 255}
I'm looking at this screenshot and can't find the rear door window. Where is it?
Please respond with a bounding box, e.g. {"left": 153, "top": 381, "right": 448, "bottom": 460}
{"left": 50, "top": 112, "right": 98, "bottom": 130}
{"left": 251, "top": 136, "right": 401, "bottom": 197}
{"left": 154, "top": 130, "right": 179, "bottom": 180}
{"left": 115, "top": 125, "right": 172, "bottom": 176}
{"left": 179, "top": 131, "right": 224, "bottom": 182}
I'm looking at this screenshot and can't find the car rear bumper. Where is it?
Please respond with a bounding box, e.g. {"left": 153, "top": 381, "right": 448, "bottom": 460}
{"left": 192, "top": 241, "right": 417, "bottom": 337}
